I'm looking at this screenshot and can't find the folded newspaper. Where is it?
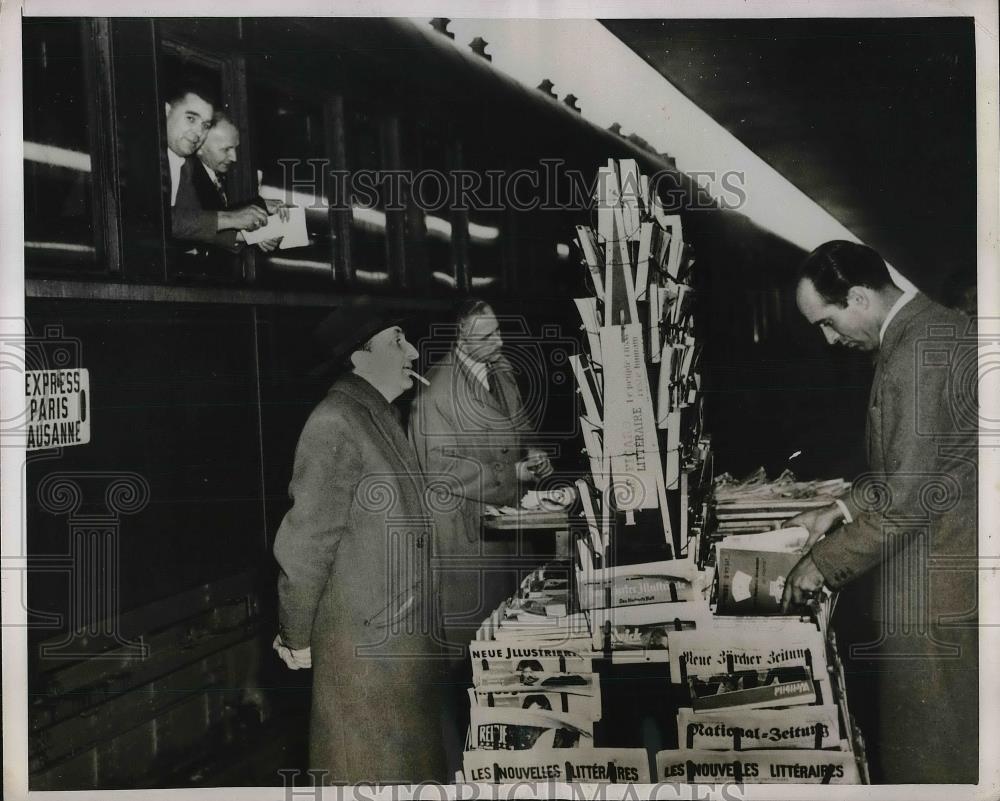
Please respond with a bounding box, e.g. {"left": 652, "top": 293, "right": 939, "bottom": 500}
{"left": 463, "top": 747, "right": 651, "bottom": 784}
{"left": 473, "top": 686, "right": 602, "bottom": 722}
{"left": 667, "top": 617, "right": 828, "bottom": 684}
{"left": 655, "top": 748, "right": 860, "bottom": 784}
{"left": 469, "top": 706, "right": 594, "bottom": 750}
{"left": 576, "top": 559, "right": 706, "bottom": 611}
{"left": 676, "top": 705, "right": 842, "bottom": 750}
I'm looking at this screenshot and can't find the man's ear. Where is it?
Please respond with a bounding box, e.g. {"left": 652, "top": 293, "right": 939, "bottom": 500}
{"left": 349, "top": 349, "right": 368, "bottom": 371}
{"left": 846, "top": 286, "right": 871, "bottom": 309}
{"left": 165, "top": 102, "right": 172, "bottom": 117}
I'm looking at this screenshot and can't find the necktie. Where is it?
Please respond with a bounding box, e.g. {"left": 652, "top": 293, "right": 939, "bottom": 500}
{"left": 214, "top": 175, "right": 228, "bottom": 207}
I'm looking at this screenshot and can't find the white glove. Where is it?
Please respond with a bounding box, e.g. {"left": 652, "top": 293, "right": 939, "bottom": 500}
{"left": 273, "top": 634, "right": 312, "bottom": 670}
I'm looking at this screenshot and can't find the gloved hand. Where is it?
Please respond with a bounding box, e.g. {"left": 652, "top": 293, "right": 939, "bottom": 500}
{"left": 272, "top": 633, "right": 312, "bottom": 670}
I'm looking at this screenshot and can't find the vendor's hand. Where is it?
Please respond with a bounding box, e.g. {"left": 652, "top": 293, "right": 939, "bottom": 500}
{"left": 257, "top": 237, "right": 283, "bottom": 253}
{"left": 526, "top": 449, "right": 554, "bottom": 480}
{"left": 264, "top": 199, "right": 291, "bottom": 222}
{"left": 272, "top": 634, "right": 311, "bottom": 670}
{"left": 780, "top": 553, "right": 827, "bottom": 613}
{"left": 781, "top": 503, "right": 843, "bottom": 550}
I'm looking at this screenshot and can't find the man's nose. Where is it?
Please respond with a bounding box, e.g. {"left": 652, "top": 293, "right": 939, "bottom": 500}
{"left": 403, "top": 339, "right": 418, "bottom": 359}
{"left": 821, "top": 325, "right": 840, "bottom": 345}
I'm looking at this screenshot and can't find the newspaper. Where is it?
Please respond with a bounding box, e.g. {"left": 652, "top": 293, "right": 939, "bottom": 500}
{"left": 588, "top": 600, "right": 711, "bottom": 652}
{"left": 677, "top": 705, "right": 842, "bottom": 750}
{"left": 655, "top": 748, "right": 861, "bottom": 784}
{"left": 667, "top": 618, "right": 828, "bottom": 684}
{"left": 474, "top": 686, "right": 602, "bottom": 722}
{"left": 576, "top": 559, "right": 706, "bottom": 611}
{"left": 475, "top": 671, "right": 600, "bottom": 696}
{"left": 463, "top": 747, "right": 651, "bottom": 784}
{"left": 469, "top": 706, "right": 594, "bottom": 750}
{"left": 686, "top": 665, "right": 817, "bottom": 712}
{"left": 469, "top": 641, "right": 594, "bottom": 683}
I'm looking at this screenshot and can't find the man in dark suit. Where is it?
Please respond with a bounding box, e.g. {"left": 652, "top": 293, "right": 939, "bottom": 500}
{"left": 173, "top": 114, "right": 286, "bottom": 252}
{"left": 408, "top": 299, "right": 553, "bottom": 772}
{"left": 163, "top": 81, "right": 266, "bottom": 249}
{"left": 782, "top": 241, "right": 977, "bottom": 783}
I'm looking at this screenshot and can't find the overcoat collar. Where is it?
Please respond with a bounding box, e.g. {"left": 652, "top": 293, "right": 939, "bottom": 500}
{"left": 330, "top": 372, "right": 426, "bottom": 494}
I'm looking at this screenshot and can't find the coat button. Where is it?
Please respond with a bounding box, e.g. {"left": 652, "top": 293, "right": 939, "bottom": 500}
{"left": 501, "top": 447, "right": 509, "bottom": 454}
{"left": 494, "top": 462, "right": 503, "bottom": 471}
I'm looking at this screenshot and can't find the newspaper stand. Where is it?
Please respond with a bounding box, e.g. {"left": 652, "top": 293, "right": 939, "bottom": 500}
{"left": 460, "top": 159, "right": 869, "bottom": 785}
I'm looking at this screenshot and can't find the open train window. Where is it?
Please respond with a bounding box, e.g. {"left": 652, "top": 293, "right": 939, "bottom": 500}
{"left": 23, "top": 19, "right": 100, "bottom": 273}
{"left": 158, "top": 45, "right": 242, "bottom": 282}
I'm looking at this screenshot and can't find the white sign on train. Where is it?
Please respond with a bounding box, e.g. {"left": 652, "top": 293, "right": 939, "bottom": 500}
{"left": 25, "top": 369, "right": 91, "bottom": 450}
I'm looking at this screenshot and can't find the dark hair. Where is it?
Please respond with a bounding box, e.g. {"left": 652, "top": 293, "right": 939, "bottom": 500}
{"left": 164, "top": 74, "right": 220, "bottom": 113}
{"left": 516, "top": 659, "right": 544, "bottom": 672}
{"left": 798, "top": 241, "right": 895, "bottom": 307}
{"left": 455, "top": 298, "right": 493, "bottom": 330}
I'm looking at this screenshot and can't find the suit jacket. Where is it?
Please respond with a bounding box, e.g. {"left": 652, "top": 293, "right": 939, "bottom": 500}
{"left": 408, "top": 351, "right": 532, "bottom": 652}
{"left": 273, "top": 373, "right": 446, "bottom": 783}
{"left": 809, "top": 292, "right": 977, "bottom": 782}
{"left": 170, "top": 156, "right": 235, "bottom": 251}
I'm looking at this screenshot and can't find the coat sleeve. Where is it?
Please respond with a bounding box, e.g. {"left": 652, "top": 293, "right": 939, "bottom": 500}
{"left": 170, "top": 160, "right": 241, "bottom": 251}
{"left": 273, "top": 406, "right": 361, "bottom": 649}
{"left": 810, "top": 326, "right": 960, "bottom": 588}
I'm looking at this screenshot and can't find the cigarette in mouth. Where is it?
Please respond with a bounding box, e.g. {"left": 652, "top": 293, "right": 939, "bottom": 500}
{"left": 406, "top": 369, "right": 430, "bottom": 386}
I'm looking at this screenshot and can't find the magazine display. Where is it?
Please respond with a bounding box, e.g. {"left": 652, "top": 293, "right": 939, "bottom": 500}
{"left": 568, "top": 158, "right": 705, "bottom": 563}
{"left": 455, "top": 158, "right": 866, "bottom": 786}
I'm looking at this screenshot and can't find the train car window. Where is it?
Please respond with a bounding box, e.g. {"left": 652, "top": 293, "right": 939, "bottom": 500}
{"left": 158, "top": 49, "right": 241, "bottom": 281}
{"left": 251, "top": 82, "right": 333, "bottom": 282}
{"left": 23, "top": 20, "right": 99, "bottom": 272}
{"left": 416, "top": 127, "right": 458, "bottom": 293}
{"left": 467, "top": 208, "right": 504, "bottom": 293}
{"left": 345, "top": 102, "right": 392, "bottom": 287}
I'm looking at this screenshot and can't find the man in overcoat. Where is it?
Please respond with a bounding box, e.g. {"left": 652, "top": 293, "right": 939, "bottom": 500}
{"left": 407, "top": 299, "right": 553, "bottom": 771}
{"left": 273, "top": 302, "right": 446, "bottom": 784}
{"left": 782, "top": 241, "right": 977, "bottom": 783}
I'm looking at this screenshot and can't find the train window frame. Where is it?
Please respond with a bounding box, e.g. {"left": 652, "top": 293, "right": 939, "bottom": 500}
{"left": 22, "top": 18, "right": 121, "bottom": 279}
{"left": 157, "top": 36, "right": 252, "bottom": 284}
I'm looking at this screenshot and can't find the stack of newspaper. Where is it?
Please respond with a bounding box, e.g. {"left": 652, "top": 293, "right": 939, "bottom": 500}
{"left": 569, "top": 158, "right": 705, "bottom": 565}
{"left": 652, "top": 615, "right": 861, "bottom": 783}
{"left": 712, "top": 468, "right": 850, "bottom": 536}
{"left": 463, "top": 568, "right": 652, "bottom": 783}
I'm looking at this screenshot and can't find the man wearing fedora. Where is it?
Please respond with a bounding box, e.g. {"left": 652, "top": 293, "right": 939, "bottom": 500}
{"left": 272, "top": 302, "right": 446, "bottom": 784}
